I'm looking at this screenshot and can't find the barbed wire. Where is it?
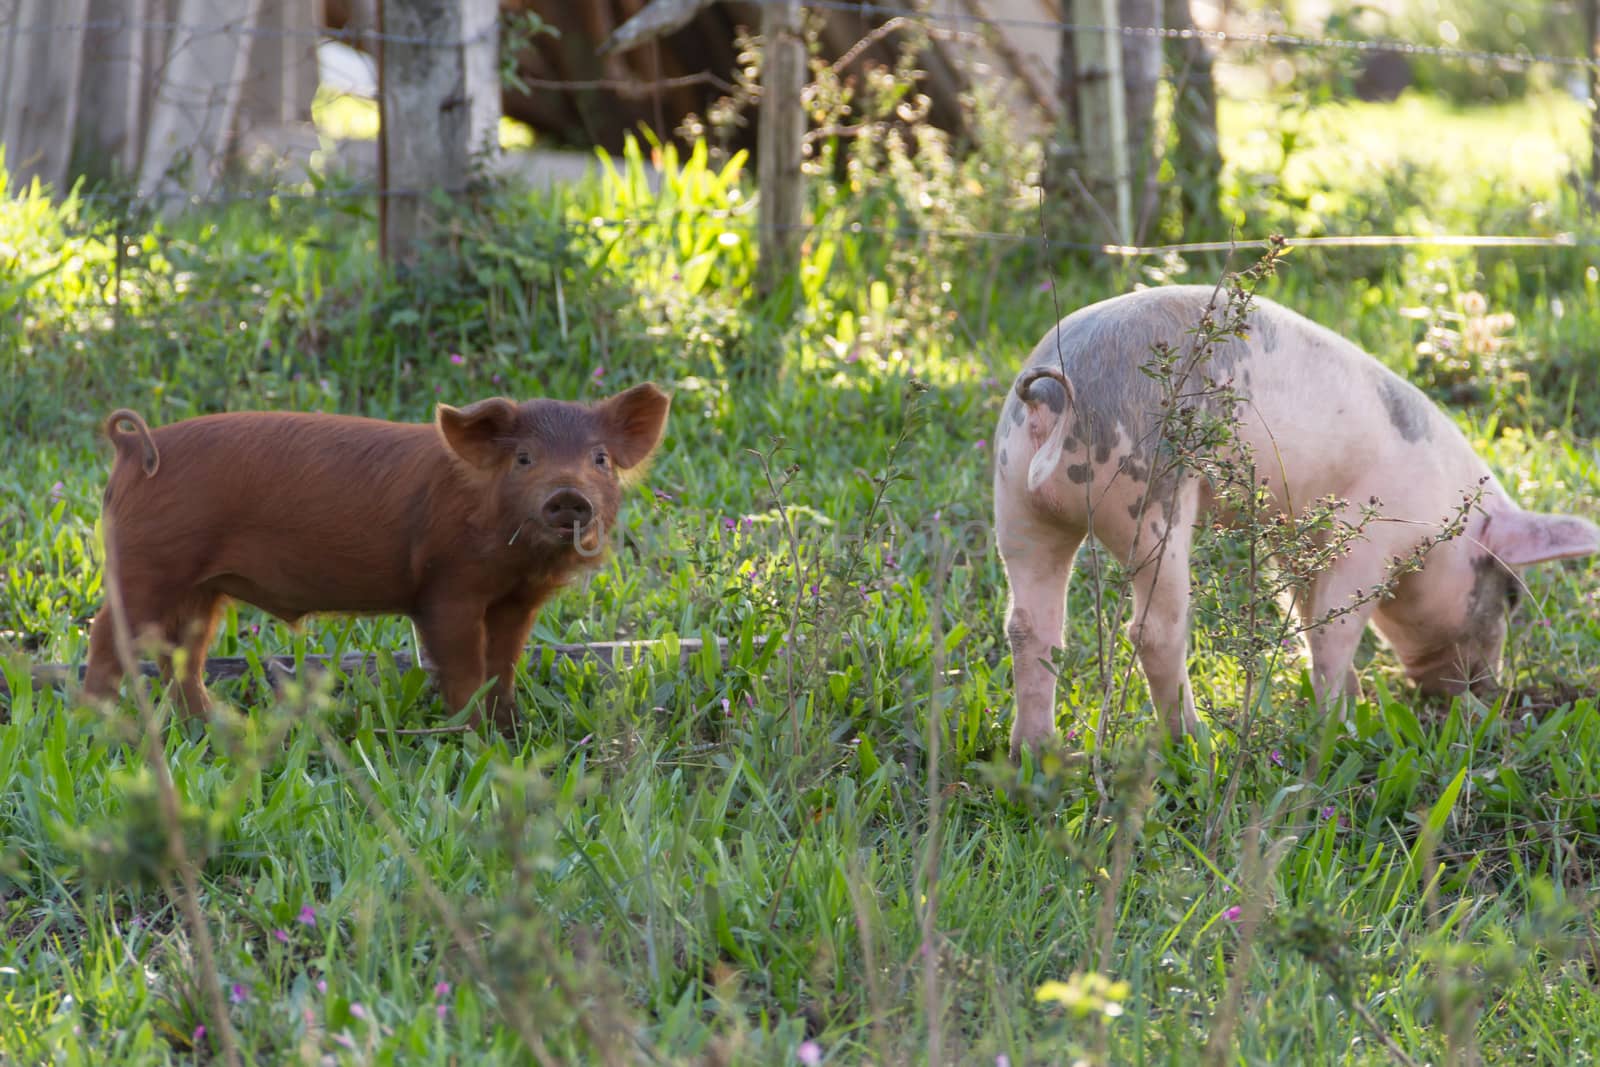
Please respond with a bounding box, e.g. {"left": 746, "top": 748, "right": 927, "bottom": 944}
{"left": 25, "top": 179, "right": 1600, "bottom": 260}
{"left": 584, "top": 213, "right": 1596, "bottom": 256}
{"left": 13, "top": 6, "right": 1595, "bottom": 72}
{"left": 63, "top": 184, "right": 450, "bottom": 208}
{"left": 4, "top": 18, "right": 494, "bottom": 48}
{"left": 756, "top": 0, "right": 1596, "bottom": 71}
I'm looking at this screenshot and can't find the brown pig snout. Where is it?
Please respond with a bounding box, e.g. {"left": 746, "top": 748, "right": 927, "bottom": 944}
{"left": 541, "top": 488, "right": 595, "bottom": 529}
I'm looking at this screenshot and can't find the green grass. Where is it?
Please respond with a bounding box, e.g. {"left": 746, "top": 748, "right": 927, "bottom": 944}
{"left": 3, "top": 88, "right": 1600, "bottom": 1064}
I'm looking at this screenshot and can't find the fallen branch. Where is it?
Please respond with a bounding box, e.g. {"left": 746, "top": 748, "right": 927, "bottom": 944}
{"left": 597, "top": 0, "right": 717, "bottom": 56}
{"left": 6, "top": 638, "right": 731, "bottom": 697}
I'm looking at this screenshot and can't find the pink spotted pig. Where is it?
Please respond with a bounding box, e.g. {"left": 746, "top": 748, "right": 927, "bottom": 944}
{"left": 995, "top": 285, "right": 1598, "bottom": 757}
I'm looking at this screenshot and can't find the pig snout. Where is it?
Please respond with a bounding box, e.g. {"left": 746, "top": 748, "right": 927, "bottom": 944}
{"left": 1405, "top": 653, "right": 1501, "bottom": 701}
{"left": 541, "top": 488, "right": 595, "bottom": 529}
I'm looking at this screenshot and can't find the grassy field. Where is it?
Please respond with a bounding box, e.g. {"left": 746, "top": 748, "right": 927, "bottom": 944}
{"left": 3, "top": 83, "right": 1600, "bottom": 1064}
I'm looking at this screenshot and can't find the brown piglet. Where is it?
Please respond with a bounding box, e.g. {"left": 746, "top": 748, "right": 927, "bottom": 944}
{"left": 84, "top": 384, "right": 671, "bottom": 728}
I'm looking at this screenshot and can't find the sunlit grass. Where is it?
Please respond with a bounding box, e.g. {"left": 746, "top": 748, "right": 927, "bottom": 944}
{"left": 1221, "top": 88, "right": 1588, "bottom": 208}
{"left": 311, "top": 87, "right": 537, "bottom": 150}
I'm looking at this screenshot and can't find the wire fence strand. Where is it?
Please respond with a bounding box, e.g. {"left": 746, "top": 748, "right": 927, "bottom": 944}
{"left": 13, "top": 6, "right": 1596, "bottom": 71}
{"left": 754, "top": 0, "right": 1600, "bottom": 72}
{"left": 25, "top": 176, "right": 1600, "bottom": 260}
{"left": 4, "top": 18, "right": 496, "bottom": 48}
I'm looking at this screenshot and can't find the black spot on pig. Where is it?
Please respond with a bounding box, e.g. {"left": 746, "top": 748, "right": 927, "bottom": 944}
{"left": 1257, "top": 315, "right": 1279, "bottom": 354}
{"left": 1378, "top": 374, "right": 1432, "bottom": 444}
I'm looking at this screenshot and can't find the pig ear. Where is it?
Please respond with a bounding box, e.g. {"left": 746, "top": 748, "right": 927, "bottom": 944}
{"left": 596, "top": 383, "right": 671, "bottom": 471}
{"left": 437, "top": 397, "right": 519, "bottom": 469}
{"left": 1482, "top": 508, "right": 1600, "bottom": 567}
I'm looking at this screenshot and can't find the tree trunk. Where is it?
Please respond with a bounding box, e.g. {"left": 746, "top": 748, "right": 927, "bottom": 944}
{"left": 1, "top": 0, "right": 90, "bottom": 191}
{"left": 1164, "top": 0, "right": 1223, "bottom": 236}
{"left": 1053, "top": 8, "right": 1079, "bottom": 169}
{"left": 238, "top": 0, "right": 321, "bottom": 128}
{"left": 73, "top": 0, "right": 149, "bottom": 181}
{"left": 138, "top": 0, "right": 264, "bottom": 203}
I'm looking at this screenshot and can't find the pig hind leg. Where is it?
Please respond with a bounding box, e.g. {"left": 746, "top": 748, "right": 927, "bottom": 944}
{"left": 1116, "top": 487, "right": 1203, "bottom": 737}
{"left": 82, "top": 578, "right": 218, "bottom": 717}
{"left": 997, "top": 501, "right": 1086, "bottom": 759}
{"left": 167, "top": 590, "right": 223, "bottom": 718}
{"left": 83, "top": 576, "right": 180, "bottom": 704}
{"left": 83, "top": 605, "right": 126, "bottom": 703}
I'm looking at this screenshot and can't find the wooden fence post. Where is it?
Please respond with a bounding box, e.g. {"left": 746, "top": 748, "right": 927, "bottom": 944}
{"left": 379, "top": 0, "right": 501, "bottom": 263}
{"left": 757, "top": 0, "right": 805, "bottom": 296}
{"left": 1098, "top": 0, "right": 1132, "bottom": 245}
{"left": 1063, "top": 0, "right": 1133, "bottom": 243}
{"left": 1589, "top": 0, "right": 1600, "bottom": 196}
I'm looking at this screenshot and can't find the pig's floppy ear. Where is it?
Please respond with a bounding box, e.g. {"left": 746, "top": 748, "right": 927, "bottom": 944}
{"left": 1482, "top": 508, "right": 1600, "bottom": 567}
{"left": 437, "top": 397, "right": 519, "bottom": 469}
{"left": 596, "top": 383, "right": 671, "bottom": 472}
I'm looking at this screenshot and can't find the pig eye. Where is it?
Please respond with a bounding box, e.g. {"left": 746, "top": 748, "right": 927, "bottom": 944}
{"left": 593, "top": 448, "right": 610, "bottom": 469}
{"left": 515, "top": 450, "right": 533, "bottom": 468}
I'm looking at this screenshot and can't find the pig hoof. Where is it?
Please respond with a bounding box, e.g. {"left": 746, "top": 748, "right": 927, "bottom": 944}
{"left": 1008, "top": 726, "right": 1063, "bottom": 764}
{"left": 487, "top": 708, "right": 522, "bottom": 736}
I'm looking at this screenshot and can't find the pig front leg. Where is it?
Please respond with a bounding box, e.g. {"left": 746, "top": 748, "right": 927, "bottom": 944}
{"left": 1302, "top": 607, "right": 1370, "bottom": 709}
{"left": 1296, "top": 546, "right": 1387, "bottom": 711}
{"left": 482, "top": 594, "right": 544, "bottom": 733}
{"left": 415, "top": 599, "right": 490, "bottom": 723}
{"left": 996, "top": 496, "right": 1086, "bottom": 759}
